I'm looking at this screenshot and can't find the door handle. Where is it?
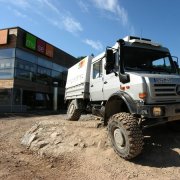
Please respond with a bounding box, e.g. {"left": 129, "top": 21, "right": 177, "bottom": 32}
{"left": 91, "top": 85, "right": 94, "bottom": 87}
{"left": 104, "top": 81, "right": 108, "bottom": 84}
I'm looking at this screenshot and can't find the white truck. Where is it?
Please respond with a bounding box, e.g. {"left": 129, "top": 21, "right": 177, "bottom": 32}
{"left": 65, "top": 36, "right": 180, "bottom": 159}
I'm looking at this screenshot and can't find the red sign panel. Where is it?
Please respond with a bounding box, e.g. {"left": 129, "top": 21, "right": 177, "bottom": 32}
{"left": 0, "top": 30, "right": 8, "bottom": 45}
{"left": 37, "top": 39, "right": 46, "bottom": 54}
{"left": 46, "top": 43, "right": 54, "bottom": 58}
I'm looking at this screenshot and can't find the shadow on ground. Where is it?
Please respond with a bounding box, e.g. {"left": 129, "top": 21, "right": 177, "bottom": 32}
{"left": 133, "top": 125, "right": 180, "bottom": 168}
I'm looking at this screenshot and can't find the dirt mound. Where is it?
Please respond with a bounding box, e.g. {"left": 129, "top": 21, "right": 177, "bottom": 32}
{"left": 21, "top": 115, "right": 110, "bottom": 157}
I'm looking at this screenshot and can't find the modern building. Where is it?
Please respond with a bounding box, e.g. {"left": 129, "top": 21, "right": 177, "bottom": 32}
{"left": 0, "top": 27, "right": 77, "bottom": 112}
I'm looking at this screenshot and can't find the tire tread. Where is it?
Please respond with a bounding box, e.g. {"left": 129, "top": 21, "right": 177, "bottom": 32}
{"left": 108, "top": 112, "right": 144, "bottom": 159}
{"left": 66, "top": 100, "right": 81, "bottom": 121}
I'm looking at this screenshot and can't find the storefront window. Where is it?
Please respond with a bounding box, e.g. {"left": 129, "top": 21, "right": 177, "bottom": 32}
{"left": 16, "top": 49, "right": 37, "bottom": 63}
{"left": 52, "top": 63, "right": 67, "bottom": 72}
{"left": 0, "top": 68, "right": 14, "bottom": 79}
{"left": 0, "top": 58, "right": 14, "bottom": 68}
{"left": 15, "top": 69, "right": 34, "bottom": 81}
{"left": 38, "top": 57, "right": 53, "bottom": 69}
{"left": 0, "top": 58, "right": 14, "bottom": 79}
{"left": 0, "top": 48, "right": 15, "bottom": 59}
{"left": 51, "top": 70, "right": 67, "bottom": 87}
{"left": 15, "top": 58, "right": 37, "bottom": 72}
{"left": 36, "top": 66, "right": 52, "bottom": 85}
{"left": 0, "top": 89, "right": 11, "bottom": 105}
{"left": 38, "top": 66, "right": 51, "bottom": 76}
{"left": 51, "top": 70, "right": 62, "bottom": 81}
{"left": 62, "top": 71, "right": 67, "bottom": 81}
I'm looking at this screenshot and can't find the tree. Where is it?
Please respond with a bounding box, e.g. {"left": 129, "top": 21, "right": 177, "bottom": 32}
{"left": 77, "top": 56, "right": 86, "bottom": 61}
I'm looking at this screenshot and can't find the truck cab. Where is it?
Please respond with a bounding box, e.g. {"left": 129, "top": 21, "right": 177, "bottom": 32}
{"left": 104, "top": 36, "right": 180, "bottom": 123}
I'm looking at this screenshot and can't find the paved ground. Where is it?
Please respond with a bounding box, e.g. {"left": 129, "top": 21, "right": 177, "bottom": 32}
{"left": 0, "top": 113, "right": 180, "bottom": 180}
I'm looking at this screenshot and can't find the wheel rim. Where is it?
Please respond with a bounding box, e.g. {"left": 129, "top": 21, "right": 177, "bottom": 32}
{"left": 114, "top": 128, "right": 126, "bottom": 149}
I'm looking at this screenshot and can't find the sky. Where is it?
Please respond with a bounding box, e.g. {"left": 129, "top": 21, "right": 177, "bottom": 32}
{"left": 0, "top": 0, "right": 180, "bottom": 61}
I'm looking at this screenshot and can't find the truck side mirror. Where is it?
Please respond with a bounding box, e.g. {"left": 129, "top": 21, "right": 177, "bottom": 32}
{"left": 117, "top": 39, "right": 130, "bottom": 84}
{"left": 105, "top": 49, "right": 115, "bottom": 74}
{"left": 173, "top": 61, "right": 179, "bottom": 74}
{"left": 172, "top": 56, "right": 179, "bottom": 73}
{"left": 174, "top": 61, "right": 179, "bottom": 68}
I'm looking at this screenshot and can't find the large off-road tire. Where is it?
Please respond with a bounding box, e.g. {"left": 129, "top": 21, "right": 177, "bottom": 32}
{"left": 66, "top": 100, "right": 81, "bottom": 121}
{"left": 108, "top": 112, "right": 144, "bottom": 160}
{"left": 168, "top": 121, "right": 180, "bottom": 132}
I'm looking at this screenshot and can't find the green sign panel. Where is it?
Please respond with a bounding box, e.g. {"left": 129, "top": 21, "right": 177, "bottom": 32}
{"left": 25, "top": 33, "right": 36, "bottom": 50}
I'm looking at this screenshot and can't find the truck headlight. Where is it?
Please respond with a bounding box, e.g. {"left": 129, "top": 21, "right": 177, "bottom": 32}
{"left": 152, "top": 107, "right": 164, "bottom": 116}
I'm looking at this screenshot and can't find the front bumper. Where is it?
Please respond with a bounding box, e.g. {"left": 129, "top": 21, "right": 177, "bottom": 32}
{"left": 137, "top": 103, "right": 180, "bottom": 121}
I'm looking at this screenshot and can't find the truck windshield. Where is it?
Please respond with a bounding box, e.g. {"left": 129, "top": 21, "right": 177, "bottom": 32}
{"left": 123, "top": 47, "right": 177, "bottom": 74}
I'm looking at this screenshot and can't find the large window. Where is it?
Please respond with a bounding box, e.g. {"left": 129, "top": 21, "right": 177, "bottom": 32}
{"left": 15, "top": 69, "right": 34, "bottom": 81}
{"left": 51, "top": 70, "right": 67, "bottom": 87}
{"left": 0, "top": 49, "right": 15, "bottom": 79}
{"left": 36, "top": 66, "right": 52, "bottom": 85}
{"left": 51, "top": 64, "right": 67, "bottom": 87}
{"left": 16, "top": 49, "right": 37, "bottom": 63}
{"left": 0, "top": 48, "right": 15, "bottom": 59}
{"left": 52, "top": 70, "right": 62, "bottom": 81}
{"left": 0, "top": 69, "right": 14, "bottom": 79}
{"left": 15, "top": 58, "right": 37, "bottom": 72}
{"left": 52, "top": 63, "right": 67, "bottom": 72}
{"left": 0, "top": 58, "right": 14, "bottom": 79}
{"left": 38, "top": 57, "right": 53, "bottom": 69}
{"left": 15, "top": 58, "right": 36, "bottom": 81}
{"left": 14, "top": 48, "right": 68, "bottom": 87}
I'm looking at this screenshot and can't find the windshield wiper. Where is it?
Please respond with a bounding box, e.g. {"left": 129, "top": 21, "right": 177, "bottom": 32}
{"left": 125, "top": 67, "right": 143, "bottom": 71}
{"left": 153, "top": 67, "right": 172, "bottom": 74}
{"left": 125, "top": 66, "right": 154, "bottom": 72}
{"left": 126, "top": 66, "right": 174, "bottom": 74}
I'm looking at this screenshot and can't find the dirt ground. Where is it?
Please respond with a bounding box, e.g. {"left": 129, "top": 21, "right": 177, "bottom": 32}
{"left": 0, "top": 113, "right": 180, "bottom": 180}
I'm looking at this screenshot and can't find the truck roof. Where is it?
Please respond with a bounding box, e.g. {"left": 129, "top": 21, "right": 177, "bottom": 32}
{"left": 123, "top": 36, "right": 169, "bottom": 52}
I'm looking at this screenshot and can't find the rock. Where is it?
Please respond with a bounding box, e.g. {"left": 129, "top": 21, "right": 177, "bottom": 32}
{"left": 47, "top": 164, "right": 54, "bottom": 169}
{"left": 98, "top": 140, "right": 105, "bottom": 149}
{"left": 127, "top": 173, "right": 138, "bottom": 179}
{"left": 96, "top": 122, "right": 103, "bottom": 128}
{"left": 21, "top": 133, "right": 37, "bottom": 147}
{"left": 87, "top": 141, "right": 95, "bottom": 146}
{"left": 78, "top": 138, "right": 82, "bottom": 142}
{"left": 51, "top": 132, "right": 58, "bottom": 139}
{"left": 38, "top": 150, "right": 45, "bottom": 157}
{"left": 54, "top": 139, "right": 62, "bottom": 145}
{"left": 74, "top": 143, "right": 78, "bottom": 147}
{"left": 39, "top": 142, "right": 48, "bottom": 149}
{"left": 79, "top": 143, "right": 86, "bottom": 148}
{"left": 28, "top": 123, "right": 40, "bottom": 133}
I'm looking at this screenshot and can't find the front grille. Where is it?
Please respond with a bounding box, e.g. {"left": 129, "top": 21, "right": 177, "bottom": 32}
{"left": 153, "top": 84, "right": 176, "bottom": 97}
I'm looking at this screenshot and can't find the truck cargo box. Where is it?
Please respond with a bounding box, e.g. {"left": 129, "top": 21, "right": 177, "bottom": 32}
{"left": 65, "top": 56, "right": 93, "bottom": 100}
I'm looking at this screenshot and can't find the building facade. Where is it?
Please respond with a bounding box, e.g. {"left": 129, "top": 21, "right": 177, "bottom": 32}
{"left": 0, "top": 27, "right": 77, "bottom": 112}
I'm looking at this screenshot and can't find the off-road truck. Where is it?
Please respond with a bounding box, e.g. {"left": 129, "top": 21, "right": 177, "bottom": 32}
{"left": 65, "top": 36, "right": 180, "bottom": 159}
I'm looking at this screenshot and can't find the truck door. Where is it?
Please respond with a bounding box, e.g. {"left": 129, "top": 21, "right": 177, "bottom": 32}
{"left": 103, "top": 72, "right": 119, "bottom": 100}
{"left": 90, "top": 59, "right": 104, "bottom": 101}
{"left": 103, "top": 52, "right": 120, "bottom": 100}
